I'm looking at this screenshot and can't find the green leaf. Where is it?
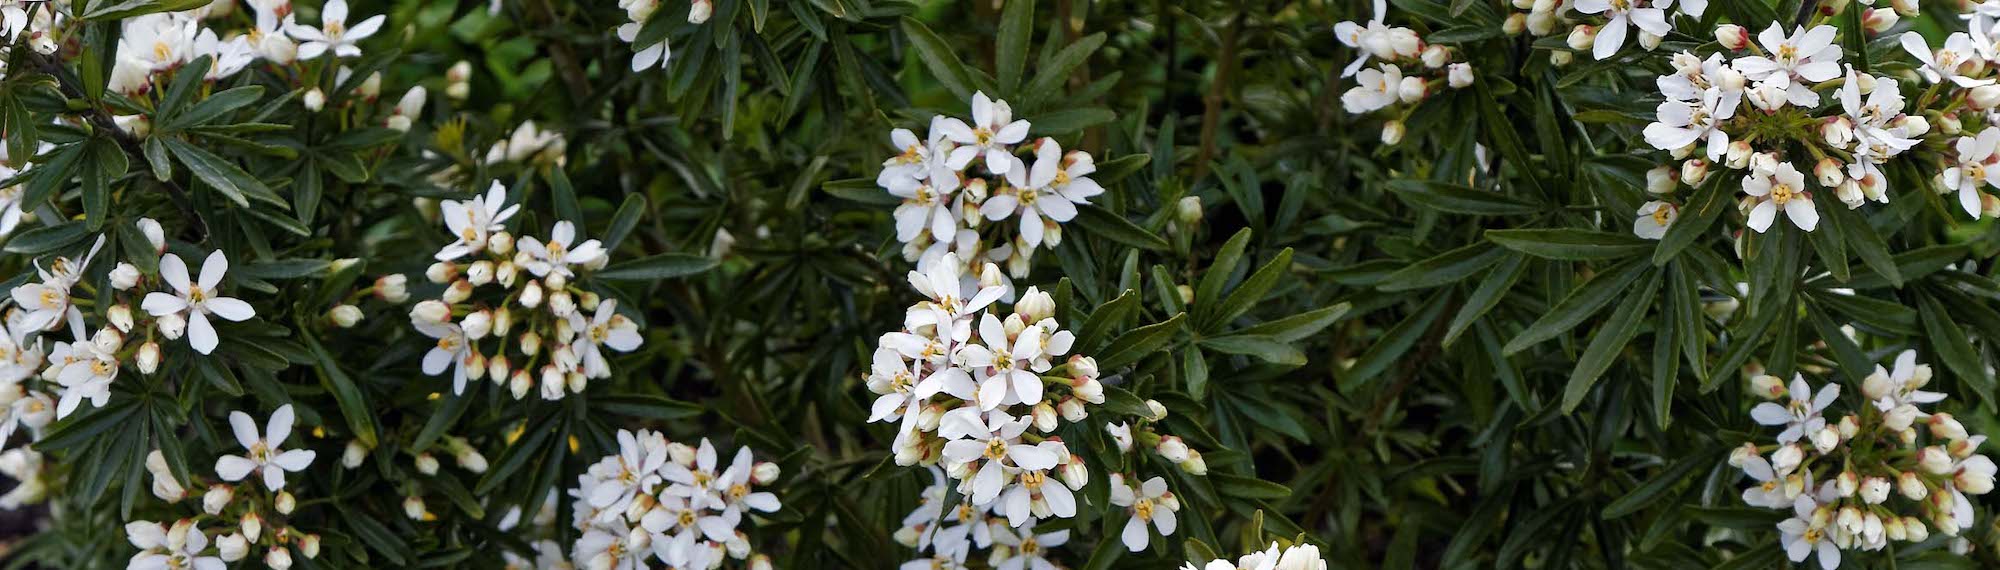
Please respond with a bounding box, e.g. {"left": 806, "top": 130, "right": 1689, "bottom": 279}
{"left": 1651, "top": 177, "right": 1728, "bottom": 265}
{"left": 1378, "top": 242, "right": 1507, "bottom": 292}
{"left": 899, "top": 17, "right": 975, "bottom": 99}
{"left": 160, "top": 86, "right": 264, "bottom": 131}
{"left": 1600, "top": 449, "right": 1713, "bottom": 519}
{"left": 1199, "top": 334, "right": 1305, "bottom": 365}
{"left": 1233, "top": 303, "right": 1350, "bottom": 343}
{"left": 1443, "top": 252, "right": 1527, "bottom": 346}
{"left": 593, "top": 395, "right": 705, "bottom": 420}
{"left": 3, "top": 221, "right": 89, "bottom": 255}
{"left": 547, "top": 167, "right": 584, "bottom": 225}
{"left": 1211, "top": 473, "right": 1293, "bottom": 500}
{"left": 1503, "top": 258, "right": 1650, "bottom": 354}
{"left": 1385, "top": 179, "right": 1541, "bottom": 216}
{"left": 1024, "top": 33, "right": 1105, "bottom": 99}
{"left": 1917, "top": 291, "right": 1997, "bottom": 412}
{"left": 1073, "top": 205, "right": 1169, "bottom": 251}
{"left": 1342, "top": 293, "right": 1451, "bottom": 391}
{"left": 595, "top": 253, "right": 718, "bottom": 281}
{"left": 1562, "top": 269, "right": 1660, "bottom": 413}
{"left": 1486, "top": 228, "right": 1655, "bottom": 260}
{"left": 995, "top": 0, "right": 1032, "bottom": 93}
{"left": 81, "top": 0, "right": 211, "bottom": 20}
{"left": 1196, "top": 229, "right": 1252, "bottom": 312}
{"left": 1096, "top": 313, "right": 1186, "bottom": 370}
{"left": 1204, "top": 248, "right": 1293, "bottom": 331}
{"left": 162, "top": 137, "right": 283, "bottom": 209}
{"left": 301, "top": 333, "right": 377, "bottom": 447}
{"left": 603, "top": 194, "right": 648, "bottom": 252}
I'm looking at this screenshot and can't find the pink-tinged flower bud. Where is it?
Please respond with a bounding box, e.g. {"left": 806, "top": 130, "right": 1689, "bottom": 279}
{"left": 1181, "top": 449, "right": 1209, "bottom": 475}
{"left": 1864, "top": 9, "right": 1900, "bottom": 34}
{"left": 403, "top": 496, "right": 428, "bottom": 520}
{"left": 1884, "top": 404, "right": 1921, "bottom": 432}
{"left": 520, "top": 280, "right": 545, "bottom": 308}
{"left": 204, "top": 484, "right": 233, "bottom": 515}
{"left": 1727, "top": 442, "right": 1759, "bottom": 468}
{"left": 1155, "top": 436, "right": 1190, "bottom": 463}
{"left": 1566, "top": 25, "right": 1597, "bottom": 51}
{"left": 1448, "top": 63, "right": 1475, "bottom": 88}
{"left": 302, "top": 88, "right": 325, "bottom": 112}
{"left": 1920, "top": 446, "right": 1955, "bottom": 474}
{"left": 1681, "top": 159, "right": 1710, "bottom": 186}
{"left": 1862, "top": 476, "right": 1892, "bottom": 504}
{"left": 1058, "top": 397, "right": 1088, "bottom": 422}
{"left": 241, "top": 512, "right": 263, "bottom": 542}
{"left": 508, "top": 370, "right": 533, "bottom": 399}
{"left": 1397, "top": 76, "right": 1428, "bottom": 104}
{"left": 299, "top": 534, "right": 321, "bottom": 559}
{"left": 425, "top": 262, "right": 457, "bottom": 284}
{"left": 1956, "top": 461, "right": 1995, "bottom": 494}
{"left": 1381, "top": 120, "right": 1406, "bottom": 145}
{"left": 1891, "top": 0, "right": 1918, "bottom": 16}
{"left": 1528, "top": 12, "right": 1558, "bottom": 37}
{"left": 1716, "top": 24, "right": 1750, "bottom": 50}
{"left": 752, "top": 461, "right": 780, "bottom": 485}
{"left": 688, "top": 0, "right": 713, "bottom": 23}
{"left": 411, "top": 300, "right": 451, "bottom": 324}
{"left": 461, "top": 310, "right": 492, "bottom": 340}
{"left": 1972, "top": 85, "right": 2000, "bottom": 110}
{"left": 414, "top": 453, "right": 440, "bottom": 475}
{"left": 374, "top": 274, "right": 409, "bottom": 303}
{"left": 1646, "top": 166, "right": 1678, "bottom": 194}
{"left": 1773, "top": 444, "right": 1805, "bottom": 473}
{"left": 136, "top": 218, "right": 166, "bottom": 254}
{"left": 1749, "top": 374, "right": 1787, "bottom": 400}
{"left": 1930, "top": 413, "right": 1969, "bottom": 441}
{"left": 442, "top": 279, "right": 474, "bottom": 303}
{"left": 1811, "top": 427, "right": 1841, "bottom": 454}
{"left": 1724, "top": 141, "right": 1754, "bottom": 169}
{"left": 1031, "top": 402, "right": 1058, "bottom": 432}
{"left": 1821, "top": 117, "right": 1854, "bottom": 148}
{"left": 1837, "top": 415, "right": 1859, "bottom": 439}
{"left": 1145, "top": 399, "right": 1169, "bottom": 421}
{"left": 1815, "top": 159, "right": 1847, "bottom": 188}
{"left": 1421, "top": 45, "right": 1450, "bottom": 68}
{"left": 1836, "top": 471, "right": 1860, "bottom": 497}
{"left": 1503, "top": 13, "right": 1527, "bottom": 36}
{"left": 1061, "top": 456, "right": 1089, "bottom": 490}
{"left": 264, "top": 547, "right": 292, "bottom": 570}
{"left": 1896, "top": 114, "right": 1931, "bottom": 137}
{"left": 1903, "top": 516, "right": 1929, "bottom": 542}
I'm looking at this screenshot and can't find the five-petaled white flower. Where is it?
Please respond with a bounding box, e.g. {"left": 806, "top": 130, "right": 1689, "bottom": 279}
{"left": 991, "top": 523, "right": 1068, "bottom": 570}
{"left": 11, "top": 235, "right": 106, "bottom": 333}
{"left": 941, "top": 413, "right": 1058, "bottom": 505}
{"left": 1751, "top": 375, "right": 1839, "bottom": 444}
{"left": 1333, "top": 0, "right": 1391, "bottom": 77}
{"left": 518, "top": 221, "right": 607, "bottom": 279}
{"left": 127, "top": 519, "right": 226, "bottom": 570}
{"left": 1574, "top": 0, "right": 1671, "bottom": 61}
{"left": 1634, "top": 200, "right": 1676, "bottom": 240}
{"left": 417, "top": 322, "right": 476, "bottom": 394}
{"left": 1741, "top": 161, "right": 1820, "bottom": 233}
{"left": 1341, "top": 64, "right": 1402, "bottom": 114}
{"left": 1777, "top": 491, "right": 1843, "bottom": 570}
{"left": 214, "top": 404, "right": 316, "bottom": 491}
{"left": 1110, "top": 474, "right": 1179, "bottom": 552}
{"left": 1943, "top": 129, "right": 2000, "bottom": 219}
{"left": 1733, "top": 24, "right": 1843, "bottom": 107}
{"left": 570, "top": 299, "right": 644, "bottom": 379}
{"left": 284, "top": 0, "right": 384, "bottom": 59}
{"left": 940, "top": 92, "right": 1031, "bottom": 176}
{"left": 142, "top": 250, "right": 256, "bottom": 355}
{"left": 1643, "top": 85, "right": 1736, "bottom": 161}
{"left": 436, "top": 181, "right": 520, "bottom": 261}
{"left": 1901, "top": 32, "right": 1995, "bottom": 88}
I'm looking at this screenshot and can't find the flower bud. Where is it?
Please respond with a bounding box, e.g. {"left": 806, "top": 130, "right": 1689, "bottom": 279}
{"left": 520, "top": 280, "right": 544, "bottom": 308}
{"left": 204, "top": 484, "right": 233, "bottom": 515}
{"left": 1031, "top": 401, "right": 1058, "bottom": 432}
{"left": 1896, "top": 114, "right": 1930, "bottom": 137}
{"left": 1503, "top": 13, "right": 1527, "bottom": 36}
{"left": 264, "top": 547, "right": 292, "bottom": 570}
{"left": 1921, "top": 446, "right": 1955, "bottom": 474}
{"left": 1397, "top": 76, "right": 1428, "bottom": 104}
{"left": 1061, "top": 456, "right": 1089, "bottom": 490}
{"left": 1646, "top": 165, "right": 1677, "bottom": 194}
{"left": 461, "top": 310, "right": 492, "bottom": 340}
{"left": 329, "top": 305, "right": 362, "bottom": 328}
{"left": 1836, "top": 471, "right": 1859, "bottom": 497}
{"left": 136, "top": 218, "right": 166, "bottom": 254}
{"left": 343, "top": 440, "right": 370, "bottom": 468}
{"left": 1862, "top": 476, "right": 1892, "bottom": 504}
{"left": 442, "top": 279, "right": 473, "bottom": 303}
{"left": 302, "top": 88, "right": 325, "bottom": 111}
{"left": 549, "top": 290, "right": 576, "bottom": 317}
{"left": 1381, "top": 120, "right": 1405, "bottom": 145}
{"left": 1180, "top": 449, "right": 1209, "bottom": 475}
{"left": 1891, "top": 0, "right": 1918, "bottom": 17}
{"left": 299, "top": 534, "right": 320, "bottom": 559}
{"left": 275, "top": 491, "right": 296, "bottom": 515}
{"left": 751, "top": 461, "right": 780, "bottom": 486}
{"left": 1566, "top": 25, "right": 1597, "bottom": 51}
{"left": 145, "top": 450, "right": 184, "bottom": 502}
{"left": 1680, "top": 159, "right": 1710, "bottom": 186}
{"left": 1864, "top": 8, "right": 1899, "bottom": 35}
{"left": 411, "top": 300, "right": 451, "bottom": 325}
{"left": 403, "top": 496, "right": 427, "bottom": 520}
{"left": 1716, "top": 24, "right": 1749, "bottom": 50}
{"left": 1774, "top": 444, "right": 1805, "bottom": 473}
{"left": 1930, "top": 413, "right": 1969, "bottom": 441}
{"left": 1156, "top": 436, "right": 1190, "bottom": 463}
{"left": 241, "top": 512, "right": 263, "bottom": 542}
{"left": 110, "top": 263, "right": 141, "bottom": 290}
{"left": 375, "top": 274, "right": 409, "bottom": 303}
{"left": 218, "top": 533, "right": 248, "bottom": 561}
{"left": 1724, "top": 141, "right": 1753, "bottom": 169}
{"left": 1815, "top": 159, "right": 1846, "bottom": 188}
{"left": 1144, "top": 399, "right": 1168, "bottom": 421}
{"left": 1528, "top": 11, "right": 1557, "bottom": 37}
{"left": 414, "top": 453, "right": 440, "bottom": 475}
{"left": 454, "top": 445, "right": 488, "bottom": 474}
{"left": 509, "top": 370, "right": 533, "bottom": 399}
{"left": 1811, "top": 427, "right": 1840, "bottom": 454}
{"left": 1448, "top": 62, "right": 1476, "bottom": 88}
{"left": 1821, "top": 117, "right": 1853, "bottom": 148}
{"left": 1058, "top": 397, "right": 1088, "bottom": 422}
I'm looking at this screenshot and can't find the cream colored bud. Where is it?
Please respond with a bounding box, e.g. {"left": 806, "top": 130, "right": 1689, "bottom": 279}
{"left": 1447, "top": 63, "right": 1475, "bottom": 88}
{"left": 520, "top": 280, "right": 544, "bottom": 308}
{"left": 442, "top": 279, "right": 474, "bottom": 303}
{"left": 1716, "top": 24, "right": 1750, "bottom": 50}
{"left": 264, "top": 547, "right": 292, "bottom": 570}
{"left": 275, "top": 491, "right": 296, "bottom": 515}
{"left": 204, "top": 484, "right": 233, "bottom": 515}
{"left": 1380, "top": 120, "right": 1405, "bottom": 145}
{"left": 425, "top": 262, "right": 457, "bottom": 284}
{"left": 218, "top": 533, "right": 248, "bottom": 561}
{"left": 752, "top": 461, "right": 780, "bottom": 485}
{"left": 403, "top": 496, "right": 427, "bottom": 520}
{"left": 329, "top": 305, "right": 363, "bottom": 328}
{"left": 342, "top": 440, "right": 370, "bottom": 468}
{"left": 411, "top": 300, "right": 451, "bottom": 324}
{"left": 1566, "top": 25, "right": 1597, "bottom": 51}
{"left": 375, "top": 274, "right": 409, "bottom": 302}
{"left": 110, "top": 263, "right": 141, "bottom": 290}
{"left": 415, "top": 453, "right": 440, "bottom": 475}
{"left": 241, "top": 512, "right": 263, "bottom": 542}
{"left": 302, "top": 88, "right": 325, "bottom": 111}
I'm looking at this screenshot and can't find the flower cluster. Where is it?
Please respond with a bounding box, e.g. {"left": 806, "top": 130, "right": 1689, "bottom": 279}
{"left": 1183, "top": 541, "right": 1329, "bottom": 570}
{"left": 1336, "top": 1, "right": 1476, "bottom": 144}
{"left": 107, "top": 0, "right": 383, "bottom": 96}
{"left": 877, "top": 92, "right": 1105, "bottom": 297}
{"left": 566, "top": 431, "right": 782, "bottom": 570}
{"left": 1731, "top": 351, "right": 1994, "bottom": 569}
{"left": 405, "top": 182, "right": 644, "bottom": 399}
{"left": 125, "top": 404, "right": 322, "bottom": 570}
{"left": 1506, "top": 0, "right": 1707, "bottom": 61}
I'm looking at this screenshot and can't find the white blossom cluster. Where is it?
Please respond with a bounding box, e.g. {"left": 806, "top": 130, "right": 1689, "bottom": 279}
{"left": 1731, "top": 351, "right": 1995, "bottom": 570}
{"left": 1506, "top": 0, "right": 1708, "bottom": 60}
{"left": 1336, "top": 0, "right": 1477, "bottom": 145}
{"left": 107, "top": 0, "right": 385, "bottom": 97}
{"left": 565, "top": 431, "right": 781, "bottom": 570}
{"left": 891, "top": 467, "right": 1074, "bottom": 570}
{"left": 877, "top": 92, "right": 1106, "bottom": 298}
{"left": 868, "top": 255, "right": 1206, "bottom": 562}
{"left": 123, "top": 404, "right": 323, "bottom": 570}
{"left": 1183, "top": 541, "right": 1329, "bottom": 570}
{"left": 405, "top": 181, "right": 644, "bottom": 400}
{"left": 614, "top": 0, "right": 716, "bottom": 72}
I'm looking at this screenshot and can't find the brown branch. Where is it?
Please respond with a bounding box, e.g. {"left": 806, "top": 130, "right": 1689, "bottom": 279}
{"left": 1192, "top": 11, "right": 1243, "bottom": 182}
{"left": 23, "top": 48, "right": 207, "bottom": 241}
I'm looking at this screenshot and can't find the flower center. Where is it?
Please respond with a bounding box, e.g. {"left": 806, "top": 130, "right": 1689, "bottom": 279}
{"left": 1770, "top": 183, "right": 1795, "bottom": 205}
{"left": 188, "top": 286, "right": 208, "bottom": 304}
{"left": 153, "top": 41, "right": 173, "bottom": 61}
{"left": 729, "top": 483, "right": 749, "bottom": 500}
{"left": 1021, "top": 470, "right": 1045, "bottom": 490}
{"left": 1053, "top": 170, "right": 1070, "bottom": 186}
{"left": 983, "top": 438, "right": 1008, "bottom": 460}
{"left": 975, "top": 129, "right": 994, "bottom": 146}
{"left": 678, "top": 510, "right": 697, "bottom": 528}
{"left": 90, "top": 359, "right": 115, "bottom": 376}
{"left": 250, "top": 442, "right": 272, "bottom": 463}
{"left": 1651, "top": 206, "right": 1673, "bottom": 225}
{"left": 36, "top": 289, "right": 63, "bottom": 310}
{"left": 327, "top": 20, "right": 345, "bottom": 39}
{"left": 1970, "top": 163, "right": 1988, "bottom": 182}
{"left": 1021, "top": 536, "right": 1041, "bottom": 555}
{"left": 1134, "top": 498, "right": 1155, "bottom": 520}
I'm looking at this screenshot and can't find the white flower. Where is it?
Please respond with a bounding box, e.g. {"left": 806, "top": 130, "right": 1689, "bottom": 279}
{"left": 957, "top": 314, "right": 1063, "bottom": 410}
{"left": 1943, "top": 129, "right": 2000, "bottom": 218}
{"left": 1333, "top": 0, "right": 1390, "bottom": 76}
{"left": 588, "top": 429, "right": 668, "bottom": 519}
{"left": 141, "top": 250, "right": 257, "bottom": 355}
{"left": 660, "top": 438, "right": 726, "bottom": 510}
{"left": 416, "top": 322, "right": 477, "bottom": 394}
{"left": 985, "top": 139, "right": 1103, "bottom": 249}
{"left": 1656, "top": 0, "right": 1707, "bottom": 17}
{"left": 1573, "top": 0, "right": 1670, "bottom": 60}
{"left": 1110, "top": 474, "right": 1178, "bottom": 552}
{"left": 991, "top": 523, "right": 1068, "bottom": 570}
{"left": 709, "top": 446, "right": 782, "bottom": 516}
{"left": 1901, "top": 32, "right": 1994, "bottom": 88}
{"left": 248, "top": 4, "right": 296, "bottom": 63}
{"left": 53, "top": 315, "right": 118, "bottom": 419}
{"left": 1642, "top": 85, "right": 1735, "bottom": 161}
{"left": 1740, "top": 162, "right": 1820, "bottom": 233}
{"left": 1732, "top": 24, "right": 1842, "bottom": 107}
{"left": 1751, "top": 375, "right": 1838, "bottom": 443}
{"left": 939, "top": 92, "right": 1031, "bottom": 176}
{"left": 616, "top": 23, "right": 670, "bottom": 72}
{"left": 214, "top": 404, "right": 316, "bottom": 491}
{"left": 1341, "top": 64, "right": 1403, "bottom": 114}
{"left": 1867, "top": 350, "right": 1944, "bottom": 418}
{"left": 127, "top": 519, "right": 226, "bottom": 570}
{"left": 1633, "top": 201, "right": 1676, "bottom": 240}
{"left": 192, "top": 28, "right": 256, "bottom": 80}
{"left": 11, "top": 235, "right": 107, "bottom": 332}
{"left": 518, "top": 221, "right": 606, "bottom": 279}
{"left": 1778, "top": 494, "right": 1842, "bottom": 570}
{"left": 284, "top": 0, "right": 384, "bottom": 59}
{"left": 436, "top": 181, "right": 520, "bottom": 261}
{"left": 0, "top": 312, "right": 45, "bottom": 384}
{"left": 940, "top": 413, "right": 1058, "bottom": 505}
{"left": 881, "top": 116, "right": 963, "bottom": 192}
{"left": 569, "top": 299, "right": 643, "bottom": 379}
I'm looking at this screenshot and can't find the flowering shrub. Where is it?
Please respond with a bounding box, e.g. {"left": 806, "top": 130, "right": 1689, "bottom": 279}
{"left": 13, "top": 0, "right": 2000, "bottom": 568}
